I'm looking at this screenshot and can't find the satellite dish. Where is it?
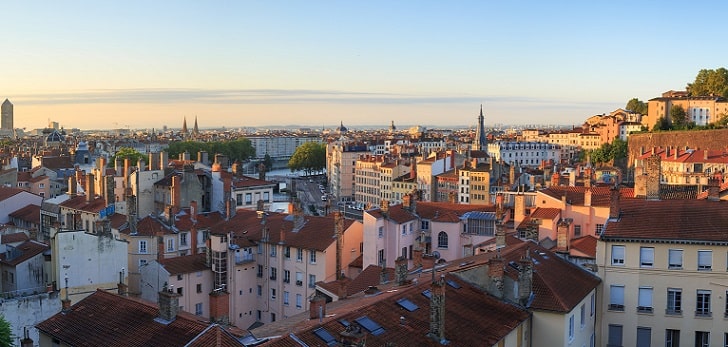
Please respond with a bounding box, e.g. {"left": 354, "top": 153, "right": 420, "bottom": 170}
{"left": 432, "top": 251, "right": 440, "bottom": 260}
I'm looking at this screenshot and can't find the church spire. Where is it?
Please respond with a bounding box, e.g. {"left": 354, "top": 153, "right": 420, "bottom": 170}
{"left": 472, "top": 104, "right": 487, "bottom": 151}
{"left": 193, "top": 116, "right": 199, "bottom": 135}
{"left": 181, "top": 116, "right": 188, "bottom": 135}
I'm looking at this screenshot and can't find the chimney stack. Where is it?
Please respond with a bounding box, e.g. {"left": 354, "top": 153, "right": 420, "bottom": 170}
{"left": 514, "top": 193, "right": 526, "bottom": 226}
{"left": 428, "top": 275, "right": 447, "bottom": 344}
{"left": 85, "top": 173, "right": 95, "bottom": 202}
{"left": 190, "top": 200, "right": 198, "bottom": 223}
{"left": 171, "top": 175, "right": 181, "bottom": 210}
{"left": 518, "top": 249, "right": 533, "bottom": 306}
{"left": 117, "top": 268, "right": 128, "bottom": 296}
{"left": 158, "top": 285, "right": 181, "bottom": 322}
{"left": 551, "top": 172, "right": 560, "bottom": 187}
{"left": 495, "top": 222, "right": 506, "bottom": 249}
{"left": 68, "top": 175, "right": 77, "bottom": 196}
{"left": 556, "top": 219, "right": 569, "bottom": 253}
{"left": 309, "top": 295, "right": 326, "bottom": 320}
{"left": 708, "top": 177, "right": 721, "bottom": 202}
{"left": 334, "top": 211, "right": 344, "bottom": 280}
{"left": 160, "top": 151, "right": 169, "bottom": 171}
{"left": 704, "top": 149, "right": 709, "bottom": 161}
{"left": 488, "top": 252, "right": 504, "bottom": 299}
{"left": 339, "top": 322, "right": 366, "bottom": 346}
{"left": 19, "top": 328, "right": 33, "bottom": 347}
{"left": 609, "top": 186, "right": 620, "bottom": 221}
{"left": 395, "top": 256, "right": 408, "bottom": 285}
{"left": 584, "top": 188, "right": 592, "bottom": 207}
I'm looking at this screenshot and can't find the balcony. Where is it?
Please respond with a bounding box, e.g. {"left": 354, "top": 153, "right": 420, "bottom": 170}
{"left": 636, "top": 306, "right": 653, "bottom": 314}
{"left": 608, "top": 304, "right": 624, "bottom": 311}
{"left": 695, "top": 310, "right": 712, "bottom": 318}
{"left": 296, "top": 280, "right": 303, "bottom": 286}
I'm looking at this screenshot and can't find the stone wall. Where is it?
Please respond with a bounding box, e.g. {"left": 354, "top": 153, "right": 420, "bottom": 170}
{"left": 0, "top": 292, "right": 62, "bottom": 346}
{"left": 628, "top": 129, "right": 728, "bottom": 166}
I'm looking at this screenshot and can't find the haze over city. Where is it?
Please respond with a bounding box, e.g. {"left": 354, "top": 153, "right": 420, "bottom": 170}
{"left": 2, "top": 1, "right": 728, "bottom": 130}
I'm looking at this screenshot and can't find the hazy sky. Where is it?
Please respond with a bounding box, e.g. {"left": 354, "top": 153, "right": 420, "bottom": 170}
{"left": 2, "top": 1, "right": 726, "bottom": 131}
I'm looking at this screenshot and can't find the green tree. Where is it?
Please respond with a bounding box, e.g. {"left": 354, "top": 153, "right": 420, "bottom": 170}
{"left": 167, "top": 138, "right": 256, "bottom": 163}
{"left": 110, "top": 147, "right": 145, "bottom": 166}
{"left": 670, "top": 105, "right": 688, "bottom": 129}
{"left": 687, "top": 68, "right": 728, "bottom": 97}
{"left": 0, "top": 314, "right": 13, "bottom": 347}
{"left": 717, "top": 113, "right": 728, "bottom": 127}
{"left": 625, "top": 98, "right": 648, "bottom": 115}
{"left": 652, "top": 117, "right": 670, "bottom": 131}
{"left": 263, "top": 154, "right": 274, "bottom": 171}
{"left": 288, "top": 142, "right": 326, "bottom": 175}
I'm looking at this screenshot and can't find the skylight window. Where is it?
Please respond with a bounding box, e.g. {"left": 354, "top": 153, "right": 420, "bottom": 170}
{"left": 446, "top": 279, "right": 461, "bottom": 289}
{"left": 355, "top": 316, "right": 385, "bottom": 336}
{"left": 422, "top": 289, "right": 432, "bottom": 298}
{"left": 396, "top": 298, "right": 419, "bottom": 312}
{"left": 338, "top": 319, "right": 350, "bottom": 327}
{"left": 313, "top": 327, "right": 337, "bottom": 346}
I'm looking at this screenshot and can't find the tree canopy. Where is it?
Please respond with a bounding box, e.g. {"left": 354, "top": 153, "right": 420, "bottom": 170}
{"left": 587, "top": 138, "right": 627, "bottom": 165}
{"left": 625, "top": 98, "right": 648, "bottom": 115}
{"left": 288, "top": 142, "right": 326, "bottom": 175}
{"left": 0, "top": 314, "right": 13, "bottom": 347}
{"left": 109, "top": 147, "right": 145, "bottom": 166}
{"left": 670, "top": 105, "right": 689, "bottom": 129}
{"left": 686, "top": 68, "right": 728, "bottom": 97}
{"left": 167, "top": 138, "right": 256, "bottom": 163}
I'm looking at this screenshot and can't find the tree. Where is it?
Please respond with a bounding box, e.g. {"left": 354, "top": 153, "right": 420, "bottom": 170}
{"left": 0, "top": 314, "right": 13, "bottom": 347}
{"left": 263, "top": 154, "right": 274, "bottom": 171}
{"left": 670, "top": 105, "right": 688, "bottom": 129}
{"left": 166, "top": 138, "right": 256, "bottom": 163}
{"left": 288, "top": 142, "right": 326, "bottom": 175}
{"left": 110, "top": 147, "right": 145, "bottom": 166}
{"left": 687, "top": 68, "right": 728, "bottom": 97}
{"left": 652, "top": 117, "right": 670, "bottom": 131}
{"left": 625, "top": 98, "right": 648, "bottom": 115}
{"left": 717, "top": 113, "right": 728, "bottom": 127}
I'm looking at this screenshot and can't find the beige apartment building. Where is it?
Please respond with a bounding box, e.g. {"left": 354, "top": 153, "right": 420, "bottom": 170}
{"left": 635, "top": 147, "right": 728, "bottom": 187}
{"left": 597, "top": 197, "right": 728, "bottom": 347}
{"left": 645, "top": 90, "right": 728, "bottom": 129}
{"left": 327, "top": 142, "right": 368, "bottom": 203}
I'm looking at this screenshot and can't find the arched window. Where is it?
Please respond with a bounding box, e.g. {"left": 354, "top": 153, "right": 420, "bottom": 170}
{"left": 437, "top": 231, "right": 448, "bottom": 249}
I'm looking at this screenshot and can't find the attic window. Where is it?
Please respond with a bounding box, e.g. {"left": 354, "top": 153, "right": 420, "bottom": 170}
{"left": 422, "top": 289, "right": 432, "bottom": 299}
{"left": 396, "top": 298, "right": 419, "bottom": 312}
{"left": 446, "top": 279, "right": 461, "bottom": 289}
{"left": 338, "top": 319, "right": 350, "bottom": 327}
{"left": 313, "top": 327, "right": 337, "bottom": 346}
{"left": 355, "top": 316, "right": 385, "bottom": 336}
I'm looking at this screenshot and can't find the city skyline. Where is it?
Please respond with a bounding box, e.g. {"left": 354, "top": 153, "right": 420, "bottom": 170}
{"left": 2, "top": 1, "right": 727, "bottom": 130}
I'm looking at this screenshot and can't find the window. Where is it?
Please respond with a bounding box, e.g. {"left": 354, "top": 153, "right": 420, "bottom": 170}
{"left": 257, "top": 285, "right": 262, "bottom": 296}
{"left": 640, "top": 247, "right": 654, "bottom": 268}
{"left": 637, "top": 287, "right": 653, "bottom": 313}
{"left": 295, "top": 272, "right": 303, "bottom": 286}
{"left": 580, "top": 304, "right": 586, "bottom": 328}
{"left": 296, "top": 248, "right": 303, "bottom": 262}
{"left": 568, "top": 314, "right": 574, "bottom": 342}
{"left": 595, "top": 224, "right": 604, "bottom": 234}
{"left": 437, "top": 231, "right": 448, "bottom": 249}
{"left": 271, "top": 313, "right": 276, "bottom": 322}
{"left": 609, "top": 285, "right": 625, "bottom": 311}
{"left": 177, "top": 274, "right": 183, "bottom": 281}
{"left": 696, "top": 290, "right": 711, "bottom": 317}
{"left": 668, "top": 249, "right": 683, "bottom": 269}
{"left": 665, "top": 329, "right": 680, "bottom": 347}
{"left": 378, "top": 249, "right": 385, "bottom": 266}
{"left": 270, "top": 246, "right": 277, "bottom": 257}
{"left": 167, "top": 238, "right": 175, "bottom": 252}
{"left": 270, "top": 288, "right": 276, "bottom": 300}
{"left": 590, "top": 293, "right": 595, "bottom": 317}
{"left": 667, "top": 288, "right": 682, "bottom": 314}
{"left": 612, "top": 245, "right": 625, "bottom": 265}
{"left": 139, "top": 259, "right": 147, "bottom": 270}
{"left": 180, "top": 232, "right": 188, "bottom": 247}
{"left": 421, "top": 220, "right": 429, "bottom": 230}
{"left": 378, "top": 226, "right": 384, "bottom": 238}
{"left": 636, "top": 327, "right": 651, "bottom": 347}
{"left": 309, "top": 251, "right": 317, "bottom": 264}
{"left": 139, "top": 240, "right": 148, "bottom": 254}
{"left": 283, "top": 291, "right": 289, "bottom": 305}
{"left": 296, "top": 293, "right": 302, "bottom": 308}
{"left": 696, "top": 331, "right": 710, "bottom": 347}
{"left": 284, "top": 270, "right": 290, "bottom": 283}
{"left": 698, "top": 250, "right": 712, "bottom": 271}
{"left": 257, "top": 265, "right": 263, "bottom": 278}
{"left": 284, "top": 246, "right": 290, "bottom": 259}
{"left": 176, "top": 287, "right": 183, "bottom": 295}
{"left": 270, "top": 267, "right": 277, "bottom": 280}
{"left": 195, "top": 303, "right": 203, "bottom": 316}
{"left": 607, "top": 324, "right": 623, "bottom": 347}
{"left": 574, "top": 225, "right": 582, "bottom": 237}
{"left": 401, "top": 225, "right": 406, "bottom": 236}
{"left": 309, "top": 274, "right": 316, "bottom": 288}
{"left": 245, "top": 193, "right": 252, "bottom": 204}
{"left": 236, "top": 194, "right": 243, "bottom": 206}
{"left": 196, "top": 283, "right": 202, "bottom": 293}
{"left": 263, "top": 192, "right": 270, "bottom": 202}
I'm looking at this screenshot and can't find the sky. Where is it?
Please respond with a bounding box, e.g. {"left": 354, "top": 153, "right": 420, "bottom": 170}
{"left": 2, "top": 1, "right": 728, "bottom": 131}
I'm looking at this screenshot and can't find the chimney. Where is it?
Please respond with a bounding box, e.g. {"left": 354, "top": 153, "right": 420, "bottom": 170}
{"left": 403, "top": 194, "right": 411, "bottom": 209}
{"left": 514, "top": 193, "right": 526, "bottom": 226}
{"left": 115, "top": 158, "right": 123, "bottom": 176}
{"left": 19, "top": 328, "right": 33, "bottom": 347}
{"left": 309, "top": 295, "right": 326, "bottom": 320}
{"left": 232, "top": 161, "right": 241, "bottom": 176}
{"left": 410, "top": 160, "right": 416, "bottom": 180}
{"left": 395, "top": 256, "right": 408, "bottom": 285}
{"left": 158, "top": 285, "right": 181, "bottom": 322}
{"left": 160, "top": 151, "right": 169, "bottom": 170}
{"left": 556, "top": 219, "right": 569, "bottom": 253}
{"left": 509, "top": 164, "right": 515, "bottom": 185}
{"left": 380, "top": 199, "right": 389, "bottom": 215}
{"left": 148, "top": 152, "right": 159, "bottom": 171}
{"left": 495, "top": 222, "right": 506, "bottom": 249}
{"left": 171, "top": 175, "right": 181, "bottom": 210}
{"left": 198, "top": 151, "right": 208, "bottom": 165}
{"left": 334, "top": 211, "right": 344, "bottom": 280}
{"left": 584, "top": 188, "right": 592, "bottom": 207}
{"left": 339, "top": 322, "right": 366, "bottom": 346}
{"left": 137, "top": 158, "right": 146, "bottom": 172}
{"left": 708, "top": 177, "right": 721, "bottom": 202}
{"left": 568, "top": 171, "right": 576, "bottom": 187}
{"left": 190, "top": 200, "right": 198, "bottom": 223}
{"left": 126, "top": 188, "right": 137, "bottom": 234}
{"left": 428, "top": 275, "right": 446, "bottom": 344}
{"left": 209, "top": 289, "right": 230, "bottom": 325}
{"left": 551, "top": 172, "right": 560, "bottom": 187}
{"left": 704, "top": 149, "right": 709, "bottom": 161}
{"left": 123, "top": 158, "right": 131, "bottom": 182}
{"left": 488, "top": 252, "right": 504, "bottom": 299}
{"left": 104, "top": 175, "right": 115, "bottom": 206}
{"left": 413, "top": 248, "right": 423, "bottom": 268}
{"left": 609, "top": 186, "right": 620, "bottom": 221}
{"left": 518, "top": 249, "right": 533, "bottom": 306}
{"left": 68, "top": 175, "right": 77, "bottom": 196}
{"left": 98, "top": 156, "right": 107, "bottom": 170}
{"left": 86, "top": 172, "right": 95, "bottom": 202}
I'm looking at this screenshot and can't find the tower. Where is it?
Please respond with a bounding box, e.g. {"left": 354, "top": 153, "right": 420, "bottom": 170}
{"left": 193, "top": 116, "right": 199, "bottom": 135}
{"left": 1, "top": 99, "right": 13, "bottom": 131}
{"left": 472, "top": 104, "right": 487, "bottom": 151}
{"left": 181, "top": 116, "right": 188, "bottom": 135}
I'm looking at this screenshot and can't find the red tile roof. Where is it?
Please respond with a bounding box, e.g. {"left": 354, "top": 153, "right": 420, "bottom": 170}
{"left": 567, "top": 235, "right": 598, "bottom": 259}
{"left": 639, "top": 147, "right": 728, "bottom": 164}
{"left": 36, "top": 290, "right": 243, "bottom": 347}
{"left": 264, "top": 273, "right": 529, "bottom": 347}
{"left": 159, "top": 253, "right": 208, "bottom": 275}
{"left": 602, "top": 199, "right": 728, "bottom": 242}
{"left": 210, "top": 210, "right": 355, "bottom": 252}
{"left": 540, "top": 186, "right": 612, "bottom": 206}
{"left": 1, "top": 232, "right": 29, "bottom": 244}
{"left": 0, "top": 187, "right": 26, "bottom": 201}
{"left": 0, "top": 240, "right": 48, "bottom": 266}
{"left": 59, "top": 195, "right": 107, "bottom": 213}
{"left": 231, "top": 175, "right": 276, "bottom": 189}
{"left": 9, "top": 204, "right": 41, "bottom": 224}
{"left": 368, "top": 202, "right": 496, "bottom": 224}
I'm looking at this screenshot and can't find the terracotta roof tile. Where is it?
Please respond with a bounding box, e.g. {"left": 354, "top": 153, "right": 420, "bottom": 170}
{"left": 567, "top": 235, "right": 598, "bottom": 259}
{"left": 9, "top": 204, "right": 41, "bottom": 224}
{"left": 0, "top": 240, "right": 49, "bottom": 266}
{"left": 36, "top": 290, "right": 244, "bottom": 347}
{"left": 159, "top": 253, "right": 208, "bottom": 275}
{"left": 0, "top": 187, "right": 26, "bottom": 201}
{"left": 1, "top": 232, "right": 29, "bottom": 244}
{"left": 59, "top": 195, "right": 107, "bottom": 213}
{"left": 540, "top": 186, "right": 612, "bottom": 206}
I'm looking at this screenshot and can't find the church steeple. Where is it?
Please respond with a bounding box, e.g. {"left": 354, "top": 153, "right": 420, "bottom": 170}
{"left": 181, "top": 116, "right": 188, "bottom": 135}
{"left": 472, "top": 104, "right": 487, "bottom": 151}
{"left": 193, "top": 116, "right": 199, "bottom": 135}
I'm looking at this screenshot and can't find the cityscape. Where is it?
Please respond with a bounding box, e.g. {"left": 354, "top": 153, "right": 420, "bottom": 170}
{"left": 4, "top": 2, "right": 728, "bottom": 347}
